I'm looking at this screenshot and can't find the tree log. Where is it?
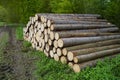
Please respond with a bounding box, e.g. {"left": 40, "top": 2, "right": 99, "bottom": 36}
{"left": 74, "top": 47, "right": 120, "bottom": 63}
{"left": 54, "top": 54, "right": 59, "bottom": 61}
{"left": 57, "top": 48, "right": 62, "bottom": 56}
{"left": 67, "top": 44, "right": 120, "bottom": 61}
{"left": 50, "top": 24, "right": 115, "bottom": 31}
{"left": 50, "top": 50, "right": 54, "bottom": 58}
{"left": 58, "top": 35, "right": 120, "bottom": 48}
{"left": 55, "top": 32, "right": 120, "bottom": 40}
{"left": 60, "top": 56, "right": 67, "bottom": 64}
{"left": 73, "top": 53, "right": 120, "bottom": 73}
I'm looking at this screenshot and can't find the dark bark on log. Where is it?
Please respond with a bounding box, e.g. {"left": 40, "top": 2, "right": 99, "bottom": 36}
{"left": 67, "top": 44, "right": 120, "bottom": 62}
{"left": 75, "top": 47, "right": 120, "bottom": 63}
{"left": 73, "top": 53, "right": 120, "bottom": 73}
{"left": 58, "top": 35, "right": 120, "bottom": 48}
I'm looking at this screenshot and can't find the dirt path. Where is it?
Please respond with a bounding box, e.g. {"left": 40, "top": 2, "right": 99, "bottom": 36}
{"left": 0, "top": 26, "right": 37, "bottom": 80}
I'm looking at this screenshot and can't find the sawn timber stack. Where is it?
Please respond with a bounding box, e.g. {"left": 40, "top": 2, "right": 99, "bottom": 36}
{"left": 23, "top": 14, "right": 120, "bottom": 73}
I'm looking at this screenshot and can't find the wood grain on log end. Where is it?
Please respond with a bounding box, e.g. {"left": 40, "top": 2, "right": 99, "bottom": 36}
{"left": 53, "top": 47, "right": 56, "bottom": 53}
{"left": 73, "top": 64, "right": 81, "bottom": 73}
{"left": 60, "top": 56, "right": 67, "bottom": 64}
{"left": 50, "top": 32, "right": 54, "bottom": 40}
{"left": 62, "top": 48, "right": 68, "bottom": 56}
{"left": 50, "top": 50, "right": 54, "bottom": 58}
{"left": 54, "top": 54, "right": 59, "bottom": 61}
{"left": 67, "top": 52, "right": 74, "bottom": 61}
{"left": 55, "top": 33, "right": 59, "bottom": 40}
{"left": 57, "top": 48, "right": 62, "bottom": 56}
{"left": 58, "top": 39, "right": 64, "bottom": 48}
{"left": 54, "top": 40, "right": 58, "bottom": 48}
{"left": 68, "top": 62, "right": 74, "bottom": 68}
{"left": 47, "top": 19, "right": 51, "bottom": 27}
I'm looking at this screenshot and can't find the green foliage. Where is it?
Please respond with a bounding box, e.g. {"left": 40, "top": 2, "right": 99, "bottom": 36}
{"left": 0, "top": 0, "right": 120, "bottom": 28}
{"left": 0, "top": 6, "right": 8, "bottom": 22}
{"left": 104, "top": 0, "right": 120, "bottom": 28}
{"left": 50, "top": 0, "right": 73, "bottom": 13}
{"left": 16, "top": 26, "right": 23, "bottom": 40}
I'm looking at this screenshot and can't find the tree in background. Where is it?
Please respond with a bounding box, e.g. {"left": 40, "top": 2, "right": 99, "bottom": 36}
{"left": 0, "top": 6, "right": 8, "bottom": 22}
{"left": 104, "top": 0, "right": 120, "bottom": 27}
{"left": 50, "top": 0, "right": 73, "bottom": 13}
{"left": 0, "top": 0, "right": 120, "bottom": 28}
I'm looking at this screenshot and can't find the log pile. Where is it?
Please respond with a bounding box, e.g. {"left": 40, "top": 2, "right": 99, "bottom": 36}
{"left": 23, "top": 14, "right": 120, "bottom": 73}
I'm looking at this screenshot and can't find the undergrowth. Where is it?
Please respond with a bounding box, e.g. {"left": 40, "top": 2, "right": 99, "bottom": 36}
{"left": 0, "top": 32, "right": 8, "bottom": 62}
{"left": 17, "top": 26, "right": 120, "bottom": 80}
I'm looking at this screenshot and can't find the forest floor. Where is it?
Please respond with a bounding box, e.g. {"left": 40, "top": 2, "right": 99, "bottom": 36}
{"left": 0, "top": 26, "right": 38, "bottom": 80}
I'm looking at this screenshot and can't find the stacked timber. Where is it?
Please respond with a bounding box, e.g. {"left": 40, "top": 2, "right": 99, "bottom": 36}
{"left": 23, "top": 14, "right": 120, "bottom": 73}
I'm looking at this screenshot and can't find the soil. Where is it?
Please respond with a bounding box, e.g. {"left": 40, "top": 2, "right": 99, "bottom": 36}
{"left": 0, "top": 26, "right": 37, "bottom": 80}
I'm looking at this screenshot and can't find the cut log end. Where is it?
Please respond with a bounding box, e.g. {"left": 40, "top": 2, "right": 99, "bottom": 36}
{"left": 55, "top": 33, "right": 59, "bottom": 40}
{"left": 60, "top": 56, "right": 67, "bottom": 64}
{"left": 62, "top": 48, "right": 68, "bottom": 56}
{"left": 58, "top": 39, "right": 64, "bottom": 48}
{"left": 54, "top": 40, "right": 58, "bottom": 48}
{"left": 67, "top": 52, "right": 74, "bottom": 61}
{"left": 73, "top": 57, "right": 78, "bottom": 63}
{"left": 73, "top": 64, "right": 81, "bottom": 73}
{"left": 54, "top": 54, "right": 59, "bottom": 61}
{"left": 68, "top": 62, "right": 74, "bottom": 68}
{"left": 57, "top": 48, "right": 62, "bottom": 56}
{"left": 50, "top": 32, "right": 54, "bottom": 40}
{"left": 50, "top": 50, "right": 54, "bottom": 58}
{"left": 50, "top": 25, "right": 54, "bottom": 30}
{"left": 47, "top": 19, "right": 51, "bottom": 27}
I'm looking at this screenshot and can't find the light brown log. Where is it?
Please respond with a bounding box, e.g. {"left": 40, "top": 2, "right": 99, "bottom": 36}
{"left": 54, "top": 40, "right": 58, "bottom": 48}
{"left": 41, "top": 24, "right": 45, "bottom": 32}
{"left": 68, "top": 62, "right": 74, "bottom": 68}
{"left": 67, "top": 44, "right": 120, "bottom": 61}
{"left": 74, "top": 47, "right": 120, "bottom": 63}
{"left": 62, "top": 48, "right": 68, "bottom": 56}
{"left": 50, "top": 50, "right": 54, "bottom": 58}
{"left": 47, "top": 19, "right": 51, "bottom": 27}
{"left": 54, "top": 54, "right": 59, "bottom": 61}
{"left": 73, "top": 53, "right": 120, "bottom": 73}
{"left": 41, "top": 39, "right": 45, "bottom": 51}
{"left": 53, "top": 47, "right": 57, "bottom": 53}
{"left": 63, "top": 39, "right": 120, "bottom": 52}
{"left": 44, "top": 29, "right": 48, "bottom": 35}
{"left": 48, "top": 39, "right": 52, "bottom": 46}
{"left": 58, "top": 35, "right": 120, "bottom": 48}
{"left": 45, "top": 44, "right": 50, "bottom": 52}
{"left": 44, "top": 34, "right": 48, "bottom": 43}
{"left": 60, "top": 56, "right": 67, "bottom": 64}
{"left": 50, "top": 32, "right": 55, "bottom": 40}
{"left": 47, "top": 28, "right": 51, "bottom": 34}
{"left": 51, "top": 24, "right": 115, "bottom": 31}
{"left": 55, "top": 32, "right": 120, "bottom": 40}
{"left": 57, "top": 48, "right": 62, "bottom": 56}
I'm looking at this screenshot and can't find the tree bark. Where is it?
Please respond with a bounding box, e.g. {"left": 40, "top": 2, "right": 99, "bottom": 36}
{"left": 73, "top": 53, "right": 120, "bottom": 73}
{"left": 58, "top": 35, "right": 120, "bottom": 48}
{"left": 67, "top": 44, "right": 120, "bottom": 62}
{"left": 55, "top": 32, "right": 120, "bottom": 40}
{"left": 75, "top": 47, "right": 120, "bottom": 63}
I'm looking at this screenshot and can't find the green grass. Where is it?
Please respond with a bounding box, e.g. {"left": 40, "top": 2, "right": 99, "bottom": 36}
{"left": 17, "top": 26, "right": 120, "bottom": 80}
{"left": 16, "top": 26, "right": 24, "bottom": 40}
